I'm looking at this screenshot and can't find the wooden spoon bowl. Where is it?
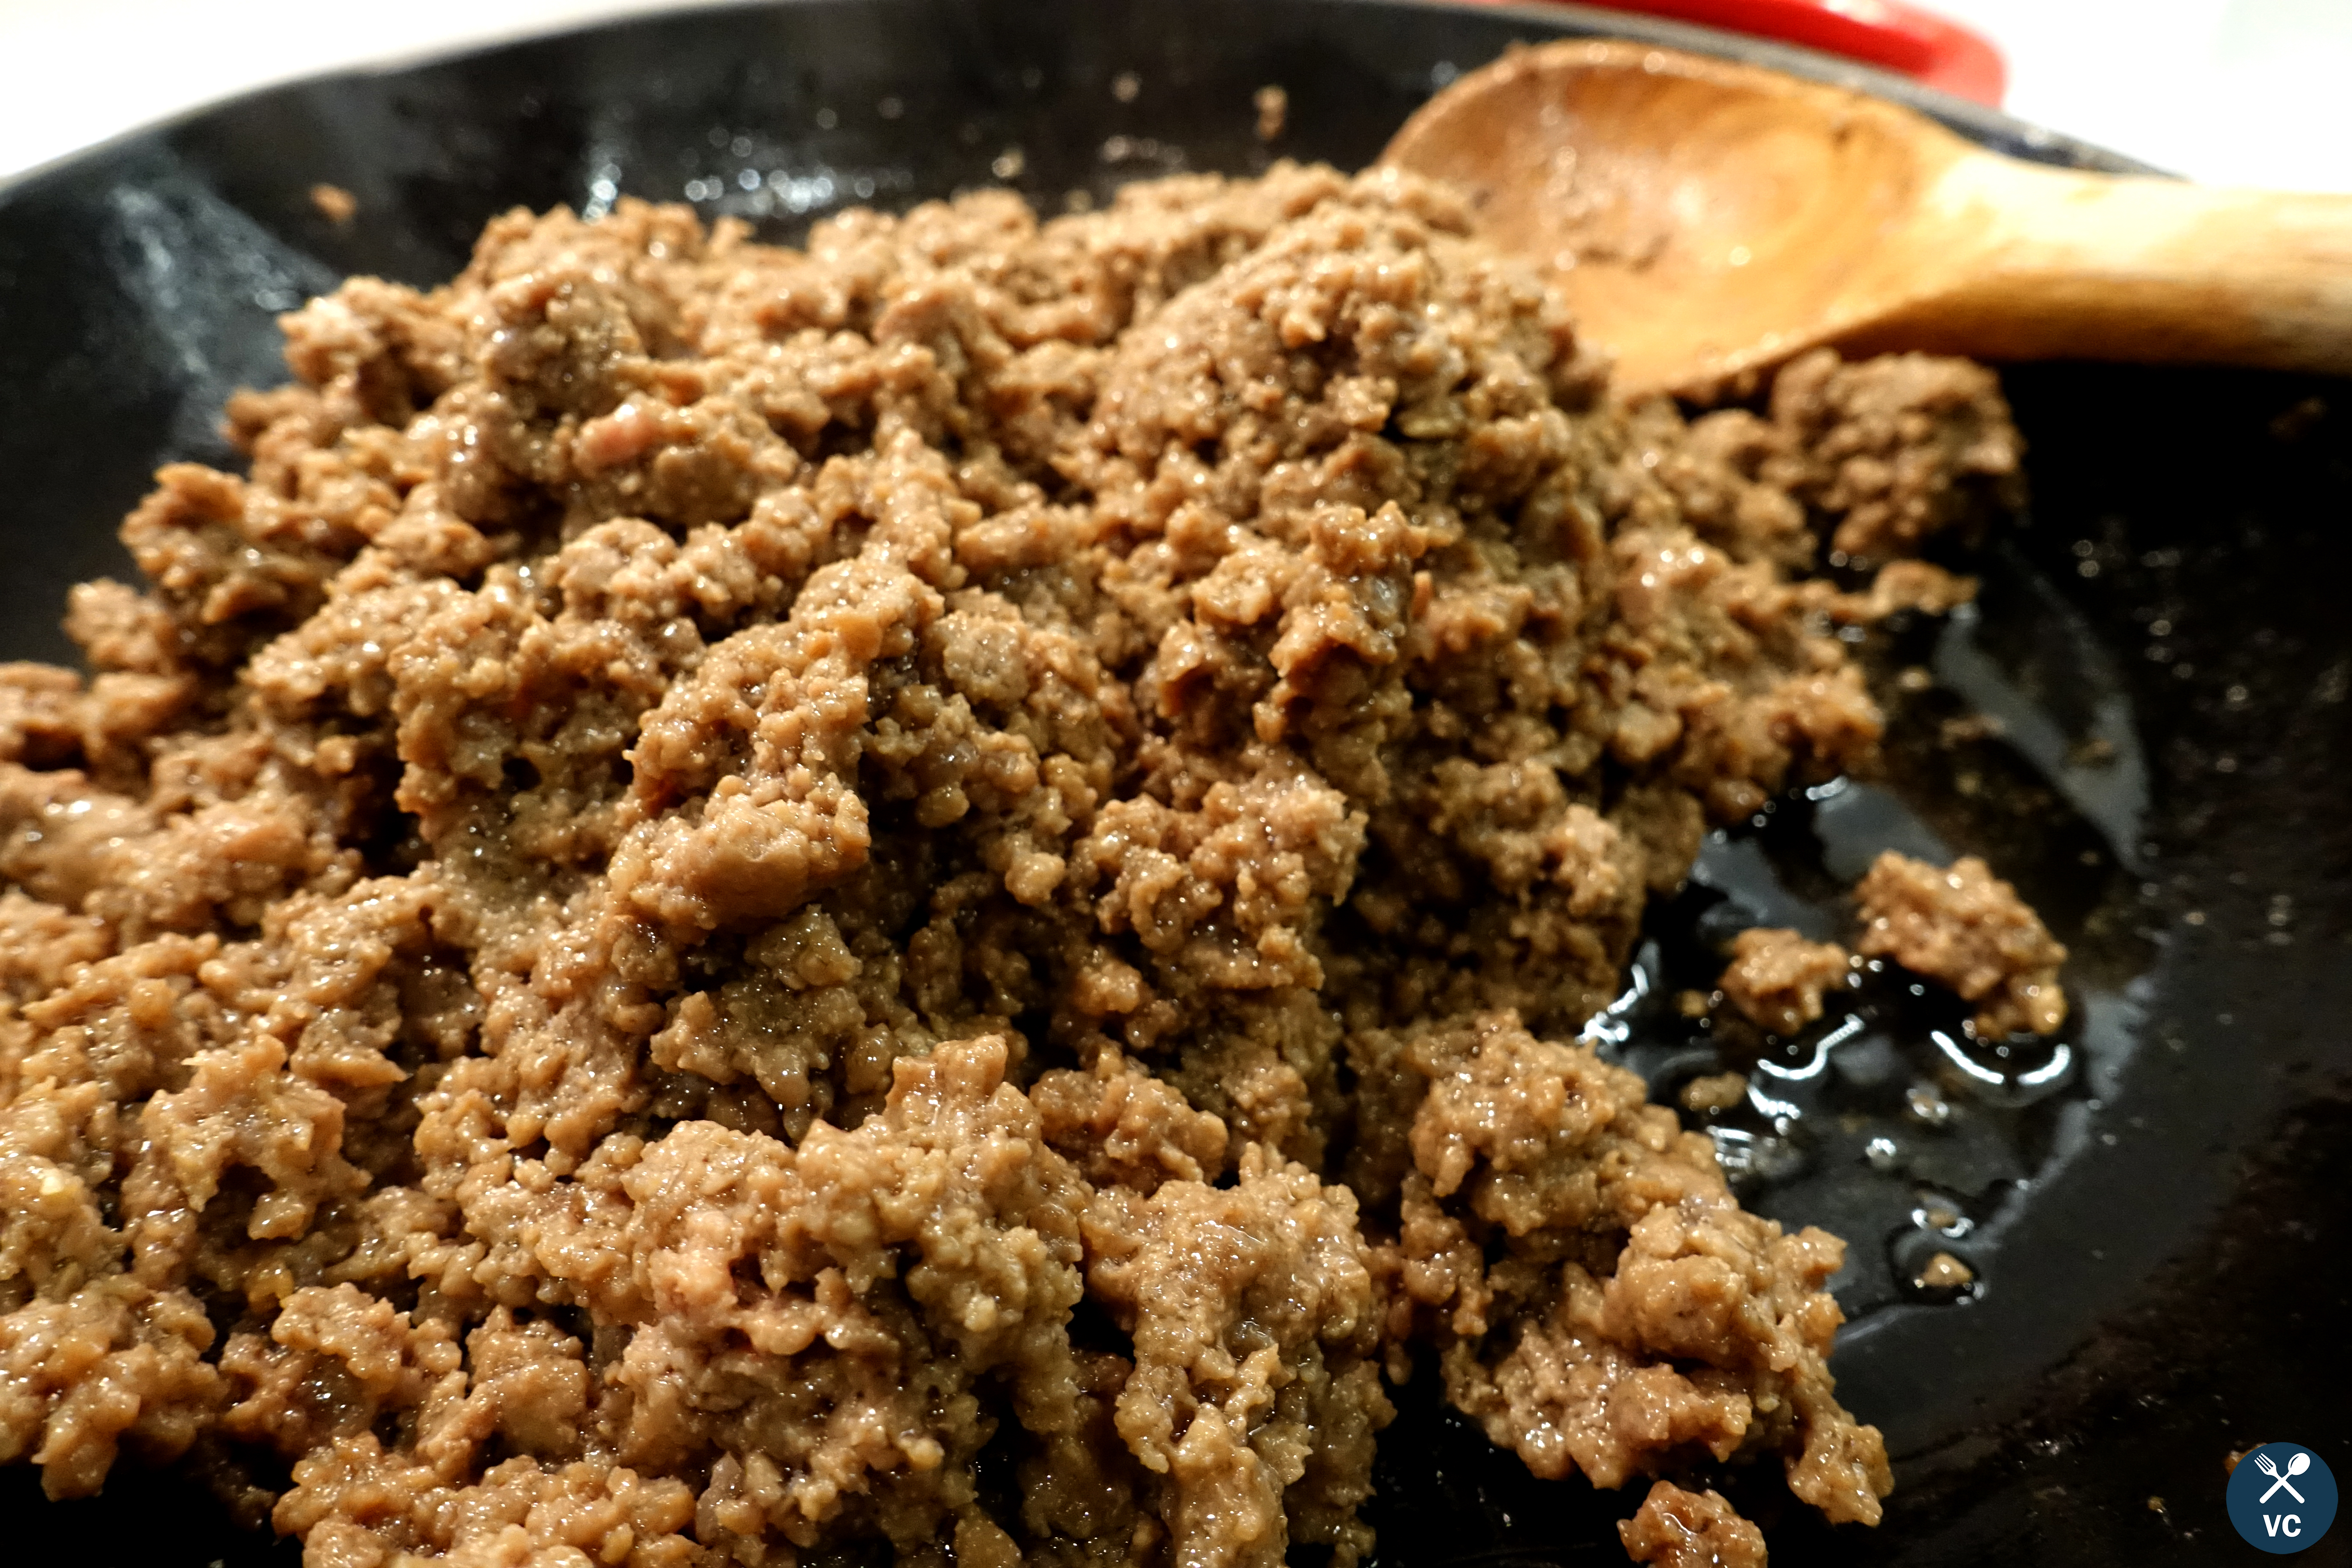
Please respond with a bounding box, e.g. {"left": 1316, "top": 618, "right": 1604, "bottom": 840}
{"left": 1382, "top": 40, "right": 2352, "bottom": 399}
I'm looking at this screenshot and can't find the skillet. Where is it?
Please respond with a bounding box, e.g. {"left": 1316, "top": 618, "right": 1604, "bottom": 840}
{"left": 1, "top": 2, "right": 2347, "bottom": 1562}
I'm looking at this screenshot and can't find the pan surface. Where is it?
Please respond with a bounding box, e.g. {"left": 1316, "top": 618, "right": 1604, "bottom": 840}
{"left": 1, "top": 3, "right": 2346, "bottom": 1563}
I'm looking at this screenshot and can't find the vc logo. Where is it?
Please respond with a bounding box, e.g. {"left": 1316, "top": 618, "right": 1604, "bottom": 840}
{"left": 2227, "top": 1442, "right": 2338, "bottom": 1553}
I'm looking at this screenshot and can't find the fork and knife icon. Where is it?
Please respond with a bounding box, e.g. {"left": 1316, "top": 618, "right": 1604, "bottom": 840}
{"left": 2257, "top": 1449, "right": 2313, "bottom": 1504}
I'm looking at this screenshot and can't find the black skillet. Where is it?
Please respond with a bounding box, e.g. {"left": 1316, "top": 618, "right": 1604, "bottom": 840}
{"left": 2, "top": 3, "right": 2348, "bottom": 1563}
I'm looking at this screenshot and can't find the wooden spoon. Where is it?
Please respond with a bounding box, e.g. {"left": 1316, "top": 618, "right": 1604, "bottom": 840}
{"left": 1381, "top": 39, "right": 2352, "bottom": 400}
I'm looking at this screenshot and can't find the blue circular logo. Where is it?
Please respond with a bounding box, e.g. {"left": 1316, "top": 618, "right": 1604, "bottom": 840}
{"left": 2227, "top": 1442, "right": 2338, "bottom": 1553}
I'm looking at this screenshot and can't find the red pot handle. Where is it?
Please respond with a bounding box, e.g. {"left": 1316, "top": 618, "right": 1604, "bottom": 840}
{"left": 1466, "top": 0, "right": 2007, "bottom": 106}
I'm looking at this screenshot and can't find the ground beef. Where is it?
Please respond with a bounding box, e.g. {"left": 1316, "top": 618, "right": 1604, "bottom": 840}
{"left": 1619, "top": 1480, "right": 1768, "bottom": 1567}
{"left": 1718, "top": 927, "right": 1854, "bottom": 1036}
{"left": 0, "top": 164, "right": 2026, "bottom": 1565}
{"left": 1761, "top": 348, "right": 2024, "bottom": 564}
{"left": 1679, "top": 1070, "right": 1749, "bottom": 1113}
{"left": 1853, "top": 851, "right": 2068, "bottom": 1036}
{"left": 1352, "top": 1013, "right": 1890, "bottom": 1528}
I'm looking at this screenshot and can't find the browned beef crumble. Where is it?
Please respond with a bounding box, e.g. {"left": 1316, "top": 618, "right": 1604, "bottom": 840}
{"left": 1718, "top": 926, "right": 1855, "bottom": 1037}
{"left": 1619, "top": 1480, "right": 1769, "bottom": 1567}
{"left": 1679, "top": 1070, "right": 1749, "bottom": 1114}
{"left": 0, "top": 164, "right": 2042, "bottom": 1566}
{"left": 1854, "top": 850, "right": 2069, "bottom": 1037}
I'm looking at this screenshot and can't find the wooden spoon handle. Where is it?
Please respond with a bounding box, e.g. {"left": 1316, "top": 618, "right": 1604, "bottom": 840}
{"left": 1856, "top": 159, "right": 2352, "bottom": 374}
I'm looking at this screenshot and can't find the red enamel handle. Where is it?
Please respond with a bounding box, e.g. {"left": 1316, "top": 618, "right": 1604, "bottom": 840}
{"left": 1475, "top": 0, "right": 2008, "bottom": 106}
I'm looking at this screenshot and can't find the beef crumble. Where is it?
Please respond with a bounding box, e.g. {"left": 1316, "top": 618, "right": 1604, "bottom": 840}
{"left": 1718, "top": 927, "right": 1855, "bottom": 1037}
{"left": 0, "top": 165, "right": 2034, "bottom": 1565}
{"left": 1854, "top": 851, "right": 2069, "bottom": 1037}
{"left": 1620, "top": 1480, "right": 1769, "bottom": 1568}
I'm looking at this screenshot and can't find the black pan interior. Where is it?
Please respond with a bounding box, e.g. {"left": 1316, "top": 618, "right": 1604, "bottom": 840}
{"left": 1, "top": 3, "right": 2347, "bottom": 1563}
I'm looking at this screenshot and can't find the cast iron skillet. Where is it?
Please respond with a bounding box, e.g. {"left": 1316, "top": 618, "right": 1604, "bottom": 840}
{"left": 2, "top": 3, "right": 2348, "bottom": 1564}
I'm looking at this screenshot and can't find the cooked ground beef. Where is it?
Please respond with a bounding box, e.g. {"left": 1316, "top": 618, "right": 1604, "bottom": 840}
{"left": 1620, "top": 1480, "right": 1769, "bottom": 1567}
{"left": 1761, "top": 350, "right": 2024, "bottom": 564}
{"left": 1853, "top": 851, "right": 2068, "bottom": 1036}
{"left": 1915, "top": 1251, "right": 1976, "bottom": 1292}
{"left": 0, "top": 164, "right": 2024, "bottom": 1565}
{"left": 1353, "top": 1013, "right": 1890, "bottom": 1526}
{"left": 1718, "top": 926, "right": 1855, "bottom": 1036}
{"left": 1679, "top": 1070, "right": 1749, "bottom": 1113}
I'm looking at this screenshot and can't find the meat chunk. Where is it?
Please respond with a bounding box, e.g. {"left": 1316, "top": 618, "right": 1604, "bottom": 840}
{"left": 1767, "top": 347, "right": 2024, "bottom": 562}
{"left": 1854, "top": 851, "right": 2068, "bottom": 1036}
{"left": 1619, "top": 1481, "right": 1769, "bottom": 1568}
{"left": 1350, "top": 1014, "right": 1891, "bottom": 1526}
{"left": 1718, "top": 927, "right": 1854, "bottom": 1035}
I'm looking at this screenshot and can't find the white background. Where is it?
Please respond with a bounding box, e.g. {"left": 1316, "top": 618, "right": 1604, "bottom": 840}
{"left": 0, "top": 0, "right": 2348, "bottom": 190}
